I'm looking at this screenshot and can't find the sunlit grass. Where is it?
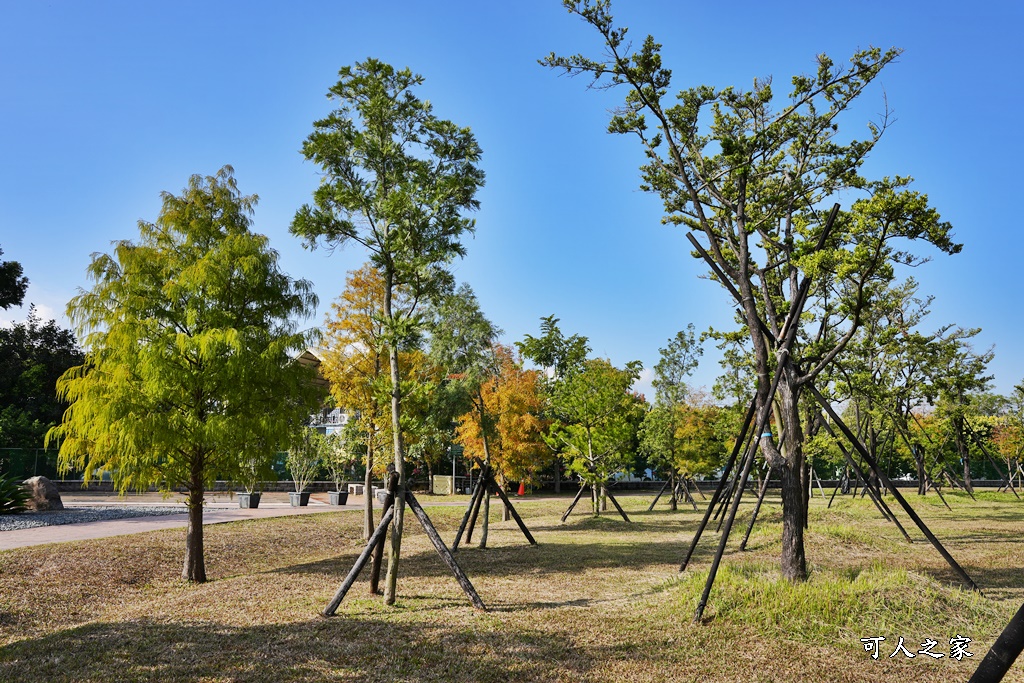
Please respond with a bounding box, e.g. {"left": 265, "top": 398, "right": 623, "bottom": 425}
{"left": 1, "top": 490, "right": 1021, "bottom": 681}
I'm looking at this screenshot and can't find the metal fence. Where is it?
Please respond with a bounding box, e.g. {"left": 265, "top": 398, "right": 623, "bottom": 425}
{"left": 0, "top": 448, "right": 80, "bottom": 480}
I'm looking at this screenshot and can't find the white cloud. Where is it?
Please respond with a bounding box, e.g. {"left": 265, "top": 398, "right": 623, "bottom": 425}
{"left": 632, "top": 367, "right": 654, "bottom": 402}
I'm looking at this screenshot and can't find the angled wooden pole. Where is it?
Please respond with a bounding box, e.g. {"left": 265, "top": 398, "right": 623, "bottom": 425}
{"left": 605, "top": 488, "right": 631, "bottom": 522}
{"left": 647, "top": 479, "right": 670, "bottom": 511}
{"left": 739, "top": 467, "right": 773, "bottom": 551}
{"left": 818, "top": 419, "right": 912, "bottom": 540}
{"left": 324, "top": 505, "right": 395, "bottom": 617}
{"left": 808, "top": 384, "right": 979, "bottom": 592}
{"left": 965, "top": 421, "right": 1020, "bottom": 499}
{"left": 464, "top": 468, "right": 488, "bottom": 545}
{"left": 969, "top": 600, "right": 1024, "bottom": 682}
{"left": 680, "top": 395, "right": 758, "bottom": 572}
{"left": 488, "top": 480, "right": 537, "bottom": 545}
{"left": 404, "top": 490, "right": 486, "bottom": 610}
{"left": 691, "top": 478, "right": 708, "bottom": 500}
{"left": 369, "top": 472, "right": 399, "bottom": 594}
{"left": 717, "top": 446, "right": 758, "bottom": 532}
{"left": 679, "top": 476, "right": 698, "bottom": 510}
{"left": 560, "top": 482, "right": 588, "bottom": 523}
{"left": 694, "top": 348, "right": 789, "bottom": 623}
{"left": 452, "top": 469, "right": 486, "bottom": 552}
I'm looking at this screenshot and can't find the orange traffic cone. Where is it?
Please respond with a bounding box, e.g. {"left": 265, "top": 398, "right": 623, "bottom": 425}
{"left": 517, "top": 481, "right": 526, "bottom": 496}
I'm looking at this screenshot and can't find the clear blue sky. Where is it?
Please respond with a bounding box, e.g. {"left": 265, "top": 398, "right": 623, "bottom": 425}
{"left": 2, "top": 0, "right": 1022, "bottom": 398}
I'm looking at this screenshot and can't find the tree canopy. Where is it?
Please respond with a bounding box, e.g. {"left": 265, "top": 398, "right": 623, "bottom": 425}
{"left": 0, "top": 306, "right": 83, "bottom": 451}
{"left": 547, "top": 0, "right": 961, "bottom": 581}
{"left": 50, "top": 167, "right": 322, "bottom": 582}
{"left": 0, "top": 246, "right": 28, "bottom": 310}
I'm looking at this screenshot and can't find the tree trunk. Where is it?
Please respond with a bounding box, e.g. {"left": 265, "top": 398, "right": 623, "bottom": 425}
{"left": 669, "top": 473, "right": 678, "bottom": 511}
{"left": 182, "top": 471, "right": 206, "bottom": 583}
{"left": 779, "top": 460, "right": 807, "bottom": 582}
{"left": 384, "top": 270, "right": 406, "bottom": 605}
{"left": 914, "top": 446, "right": 927, "bottom": 496}
{"left": 777, "top": 378, "right": 807, "bottom": 582}
{"left": 554, "top": 461, "right": 560, "bottom": 493}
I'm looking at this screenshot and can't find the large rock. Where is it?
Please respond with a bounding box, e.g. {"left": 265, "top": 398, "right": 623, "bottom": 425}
{"left": 23, "top": 476, "right": 64, "bottom": 512}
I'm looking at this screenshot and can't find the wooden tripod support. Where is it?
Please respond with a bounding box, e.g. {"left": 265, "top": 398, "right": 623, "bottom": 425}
{"left": 451, "top": 464, "right": 537, "bottom": 552}
{"left": 324, "top": 472, "right": 486, "bottom": 616}
{"left": 560, "top": 480, "right": 631, "bottom": 523}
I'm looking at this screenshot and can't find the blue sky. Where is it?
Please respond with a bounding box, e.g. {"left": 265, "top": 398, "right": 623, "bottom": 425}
{"left": 1, "top": 0, "right": 1022, "bottom": 398}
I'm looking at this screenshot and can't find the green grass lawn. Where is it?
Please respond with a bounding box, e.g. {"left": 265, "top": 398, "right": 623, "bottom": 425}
{"left": 1, "top": 489, "right": 1021, "bottom": 682}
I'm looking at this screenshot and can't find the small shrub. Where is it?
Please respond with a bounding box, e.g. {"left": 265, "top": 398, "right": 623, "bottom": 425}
{"left": 0, "top": 472, "right": 30, "bottom": 514}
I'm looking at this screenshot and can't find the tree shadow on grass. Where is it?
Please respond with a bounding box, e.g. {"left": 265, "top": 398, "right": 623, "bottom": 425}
{"left": 0, "top": 616, "right": 589, "bottom": 683}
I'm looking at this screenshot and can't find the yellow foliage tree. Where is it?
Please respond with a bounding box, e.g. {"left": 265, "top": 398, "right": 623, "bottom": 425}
{"left": 319, "top": 264, "right": 394, "bottom": 539}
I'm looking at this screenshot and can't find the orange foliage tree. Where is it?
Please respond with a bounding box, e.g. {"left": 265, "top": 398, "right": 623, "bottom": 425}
{"left": 455, "top": 344, "right": 548, "bottom": 489}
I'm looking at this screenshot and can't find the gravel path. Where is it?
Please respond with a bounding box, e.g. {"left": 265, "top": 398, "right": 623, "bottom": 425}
{"left": 0, "top": 506, "right": 185, "bottom": 532}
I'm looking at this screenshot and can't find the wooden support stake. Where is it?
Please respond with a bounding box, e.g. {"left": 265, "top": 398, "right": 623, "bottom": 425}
{"left": 605, "top": 489, "right": 631, "bottom": 523}
{"left": 679, "top": 477, "right": 698, "bottom": 511}
{"left": 739, "top": 468, "right": 772, "bottom": 551}
{"left": 819, "top": 420, "right": 911, "bottom": 539}
{"left": 965, "top": 422, "right": 1020, "bottom": 499}
{"left": 561, "top": 483, "right": 588, "bottom": 523}
{"left": 452, "top": 471, "right": 486, "bottom": 552}
{"left": 692, "top": 478, "right": 708, "bottom": 500}
{"left": 694, "top": 348, "right": 789, "bottom": 623}
{"left": 488, "top": 481, "right": 537, "bottom": 545}
{"left": 324, "top": 506, "right": 395, "bottom": 617}
{"left": 809, "top": 384, "right": 979, "bottom": 592}
{"left": 648, "top": 479, "right": 670, "bottom": 512}
{"left": 464, "top": 470, "right": 487, "bottom": 544}
{"left": 369, "top": 473, "right": 398, "bottom": 594}
{"left": 404, "top": 490, "right": 486, "bottom": 611}
{"left": 680, "top": 395, "right": 758, "bottom": 572}
{"left": 969, "top": 600, "right": 1024, "bottom": 682}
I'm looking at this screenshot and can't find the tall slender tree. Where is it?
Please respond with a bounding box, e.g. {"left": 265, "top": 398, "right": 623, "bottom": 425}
{"left": 291, "top": 59, "right": 484, "bottom": 603}
{"left": 546, "top": 1, "right": 960, "bottom": 581}
{"left": 50, "top": 167, "right": 322, "bottom": 582}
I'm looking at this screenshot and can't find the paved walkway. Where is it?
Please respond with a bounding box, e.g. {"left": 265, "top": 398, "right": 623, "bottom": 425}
{"left": 0, "top": 491, "right": 364, "bottom": 551}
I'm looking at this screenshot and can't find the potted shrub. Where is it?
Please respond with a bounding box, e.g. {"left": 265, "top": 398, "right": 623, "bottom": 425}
{"left": 287, "top": 429, "right": 323, "bottom": 506}
{"left": 237, "top": 454, "right": 265, "bottom": 509}
{"left": 324, "top": 432, "right": 355, "bottom": 505}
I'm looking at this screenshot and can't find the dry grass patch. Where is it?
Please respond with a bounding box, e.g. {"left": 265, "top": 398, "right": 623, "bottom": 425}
{"left": 1, "top": 491, "right": 1022, "bottom": 681}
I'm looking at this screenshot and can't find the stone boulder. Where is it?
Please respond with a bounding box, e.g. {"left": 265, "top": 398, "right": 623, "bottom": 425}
{"left": 23, "top": 476, "right": 64, "bottom": 512}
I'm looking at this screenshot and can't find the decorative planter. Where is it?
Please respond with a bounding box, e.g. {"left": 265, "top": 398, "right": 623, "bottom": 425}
{"left": 329, "top": 490, "right": 349, "bottom": 506}
{"left": 238, "top": 492, "right": 261, "bottom": 509}
{"left": 289, "top": 491, "right": 311, "bottom": 507}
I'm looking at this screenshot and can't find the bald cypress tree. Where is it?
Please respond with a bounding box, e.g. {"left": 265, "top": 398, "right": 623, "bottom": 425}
{"left": 50, "top": 167, "right": 322, "bottom": 582}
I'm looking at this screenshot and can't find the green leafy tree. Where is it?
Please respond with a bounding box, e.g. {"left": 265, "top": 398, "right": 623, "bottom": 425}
{"left": 550, "top": 357, "right": 643, "bottom": 515}
{"left": 638, "top": 325, "right": 703, "bottom": 507}
{"left": 546, "top": 1, "right": 960, "bottom": 580}
{"left": 933, "top": 333, "right": 993, "bottom": 492}
{"left": 517, "top": 315, "right": 591, "bottom": 489}
{"left": 0, "top": 246, "right": 28, "bottom": 310}
{"left": 290, "top": 59, "right": 484, "bottom": 604}
{"left": 0, "top": 306, "right": 84, "bottom": 449}
{"left": 49, "top": 167, "right": 322, "bottom": 583}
